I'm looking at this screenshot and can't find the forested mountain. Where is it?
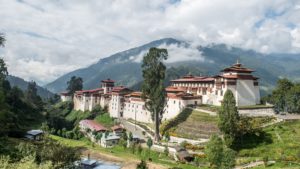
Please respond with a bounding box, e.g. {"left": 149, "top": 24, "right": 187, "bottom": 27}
{"left": 45, "top": 38, "right": 300, "bottom": 96}
{"left": 7, "top": 75, "right": 54, "bottom": 99}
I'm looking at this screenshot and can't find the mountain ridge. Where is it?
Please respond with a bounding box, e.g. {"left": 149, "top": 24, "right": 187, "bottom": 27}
{"left": 7, "top": 75, "right": 54, "bottom": 99}
{"left": 45, "top": 38, "right": 300, "bottom": 96}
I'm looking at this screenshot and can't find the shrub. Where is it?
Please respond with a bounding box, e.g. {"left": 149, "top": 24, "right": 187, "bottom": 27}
{"left": 180, "top": 141, "right": 188, "bottom": 148}
{"left": 137, "top": 144, "right": 143, "bottom": 155}
{"left": 136, "top": 160, "right": 148, "bottom": 169}
{"left": 263, "top": 156, "right": 268, "bottom": 166}
{"left": 160, "top": 108, "right": 193, "bottom": 135}
{"left": 164, "top": 145, "right": 169, "bottom": 156}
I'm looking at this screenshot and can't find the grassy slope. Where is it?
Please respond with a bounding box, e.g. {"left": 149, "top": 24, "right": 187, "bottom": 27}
{"left": 94, "top": 113, "right": 115, "bottom": 128}
{"left": 167, "top": 109, "right": 219, "bottom": 139}
{"left": 237, "top": 120, "right": 300, "bottom": 167}
{"left": 50, "top": 135, "right": 201, "bottom": 169}
{"left": 65, "top": 110, "right": 92, "bottom": 125}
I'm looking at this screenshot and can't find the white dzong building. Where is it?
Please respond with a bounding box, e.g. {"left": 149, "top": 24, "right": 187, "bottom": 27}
{"left": 68, "top": 62, "right": 261, "bottom": 123}
{"left": 170, "top": 61, "right": 260, "bottom": 106}
{"left": 73, "top": 79, "right": 115, "bottom": 111}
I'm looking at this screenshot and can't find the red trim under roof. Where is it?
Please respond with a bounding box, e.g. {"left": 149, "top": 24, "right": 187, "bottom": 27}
{"left": 75, "top": 88, "right": 103, "bottom": 94}
{"left": 171, "top": 76, "right": 215, "bottom": 83}
{"left": 220, "top": 75, "right": 259, "bottom": 80}
{"left": 165, "top": 86, "right": 187, "bottom": 92}
{"left": 125, "top": 91, "right": 142, "bottom": 97}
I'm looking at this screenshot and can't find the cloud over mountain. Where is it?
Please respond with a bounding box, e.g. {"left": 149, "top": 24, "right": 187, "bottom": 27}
{"left": 0, "top": 0, "right": 299, "bottom": 84}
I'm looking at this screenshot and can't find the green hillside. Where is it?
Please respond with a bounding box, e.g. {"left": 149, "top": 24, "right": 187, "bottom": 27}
{"left": 7, "top": 75, "right": 54, "bottom": 99}
{"left": 162, "top": 109, "right": 220, "bottom": 140}
{"left": 45, "top": 38, "right": 300, "bottom": 96}
{"left": 236, "top": 120, "right": 300, "bottom": 167}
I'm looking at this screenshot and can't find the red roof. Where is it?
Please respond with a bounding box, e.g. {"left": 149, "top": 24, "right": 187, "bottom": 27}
{"left": 219, "top": 75, "right": 259, "bottom": 80}
{"left": 125, "top": 91, "right": 142, "bottom": 97}
{"left": 222, "top": 63, "right": 254, "bottom": 73}
{"left": 171, "top": 75, "right": 215, "bottom": 83}
{"left": 165, "top": 86, "right": 187, "bottom": 93}
{"left": 80, "top": 120, "right": 107, "bottom": 132}
{"left": 111, "top": 125, "right": 124, "bottom": 131}
{"left": 75, "top": 88, "right": 103, "bottom": 94}
{"left": 101, "top": 78, "right": 115, "bottom": 83}
{"left": 111, "top": 86, "right": 131, "bottom": 93}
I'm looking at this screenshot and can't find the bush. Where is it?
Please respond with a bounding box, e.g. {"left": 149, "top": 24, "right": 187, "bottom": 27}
{"left": 136, "top": 160, "right": 148, "bottom": 169}
{"left": 263, "top": 156, "right": 268, "bottom": 166}
{"left": 180, "top": 141, "right": 188, "bottom": 148}
{"left": 137, "top": 144, "right": 143, "bottom": 155}
{"left": 164, "top": 145, "right": 169, "bottom": 156}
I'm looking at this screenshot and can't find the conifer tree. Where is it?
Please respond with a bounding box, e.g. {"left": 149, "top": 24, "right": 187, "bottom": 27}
{"left": 141, "top": 47, "right": 168, "bottom": 141}
{"left": 218, "top": 90, "right": 240, "bottom": 147}
{"left": 205, "top": 134, "right": 223, "bottom": 168}
{"left": 0, "top": 33, "right": 5, "bottom": 47}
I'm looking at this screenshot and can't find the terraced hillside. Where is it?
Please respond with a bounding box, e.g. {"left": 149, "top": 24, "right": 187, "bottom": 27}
{"left": 166, "top": 109, "right": 220, "bottom": 140}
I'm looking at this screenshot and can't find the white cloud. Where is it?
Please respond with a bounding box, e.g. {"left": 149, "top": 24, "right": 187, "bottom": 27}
{"left": 132, "top": 43, "right": 205, "bottom": 63}
{"left": 0, "top": 0, "right": 299, "bottom": 84}
{"left": 160, "top": 44, "right": 205, "bottom": 63}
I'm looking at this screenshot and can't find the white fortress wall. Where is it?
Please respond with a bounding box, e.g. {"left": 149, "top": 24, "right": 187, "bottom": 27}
{"left": 236, "top": 79, "right": 257, "bottom": 106}
{"left": 238, "top": 107, "right": 275, "bottom": 117}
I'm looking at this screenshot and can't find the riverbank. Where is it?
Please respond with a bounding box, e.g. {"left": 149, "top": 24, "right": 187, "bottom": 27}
{"left": 81, "top": 149, "right": 168, "bottom": 169}
{"left": 50, "top": 135, "right": 198, "bottom": 169}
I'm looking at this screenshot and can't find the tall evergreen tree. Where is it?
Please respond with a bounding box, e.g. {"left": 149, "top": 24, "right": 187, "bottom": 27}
{"left": 0, "top": 33, "right": 5, "bottom": 47}
{"left": 66, "top": 76, "right": 83, "bottom": 96}
{"left": 141, "top": 47, "right": 168, "bottom": 141}
{"left": 218, "top": 90, "right": 240, "bottom": 147}
{"left": 27, "top": 81, "right": 38, "bottom": 101}
{"left": 0, "top": 58, "right": 8, "bottom": 82}
{"left": 26, "top": 81, "right": 44, "bottom": 111}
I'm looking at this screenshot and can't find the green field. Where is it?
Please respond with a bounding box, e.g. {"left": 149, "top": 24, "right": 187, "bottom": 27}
{"left": 237, "top": 120, "right": 300, "bottom": 167}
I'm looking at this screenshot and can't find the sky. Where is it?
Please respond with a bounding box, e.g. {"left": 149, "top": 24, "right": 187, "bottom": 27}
{"left": 0, "top": 0, "right": 300, "bottom": 85}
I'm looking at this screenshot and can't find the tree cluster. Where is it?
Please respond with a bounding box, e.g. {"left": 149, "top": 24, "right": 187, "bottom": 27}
{"left": 205, "top": 135, "right": 236, "bottom": 169}
{"left": 265, "top": 78, "right": 300, "bottom": 114}
{"left": 0, "top": 60, "right": 44, "bottom": 137}
{"left": 0, "top": 136, "right": 79, "bottom": 169}
{"left": 66, "top": 76, "right": 83, "bottom": 96}
{"left": 0, "top": 35, "right": 47, "bottom": 137}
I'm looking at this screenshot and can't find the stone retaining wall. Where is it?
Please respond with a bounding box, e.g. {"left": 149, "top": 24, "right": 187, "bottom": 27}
{"left": 238, "top": 107, "right": 275, "bottom": 117}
